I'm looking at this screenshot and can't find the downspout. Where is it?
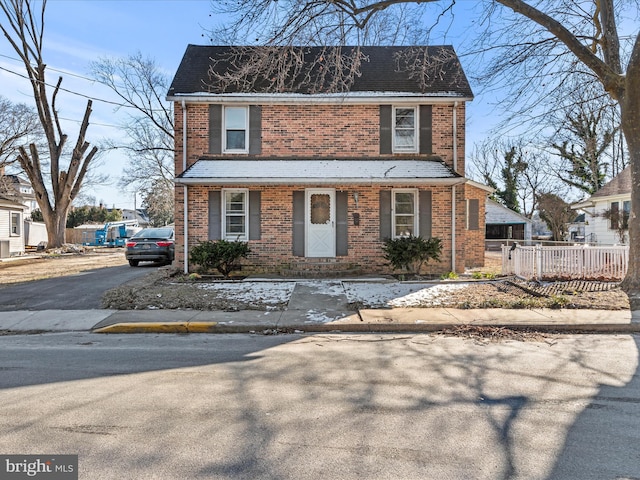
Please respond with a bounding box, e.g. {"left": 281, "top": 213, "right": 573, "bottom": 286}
{"left": 451, "top": 101, "right": 458, "bottom": 273}
{"left": 182, "top": 100, "right": 189, "bottom": 274}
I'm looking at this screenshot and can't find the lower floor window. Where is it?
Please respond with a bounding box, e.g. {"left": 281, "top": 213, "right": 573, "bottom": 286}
{"left": 10, "top": 212, "right": 20, "bottom": 236}
{"left": 223, "top": 189, "right": 248, "bottom": 240}
{"left": 393, "top": 190, "right": 417, "bottom": 237}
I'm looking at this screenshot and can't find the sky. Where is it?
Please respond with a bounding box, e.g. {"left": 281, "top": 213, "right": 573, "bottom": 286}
{"left": 0, "top": 0, "right": 499, "bottom": 210}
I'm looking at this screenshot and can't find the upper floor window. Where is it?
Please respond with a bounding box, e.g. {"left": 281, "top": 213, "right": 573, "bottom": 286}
{"left": 393, "top": 107, "right": 418, "bottom": 153}
{"left": 223, "top": 189, "right": 248, "bottom": 240}
{"left": 393, "top": 189, "right": 417, "bottom": 237}
{"left": 223, "top": 106, "right": 249, "bottom": 153}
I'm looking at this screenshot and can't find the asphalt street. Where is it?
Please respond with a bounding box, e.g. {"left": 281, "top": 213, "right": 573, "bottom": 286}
{"left": 0, "top": 332, "right": 638, "bottom": 479}
{"left": 0, "top": 264, "right": 152, "bottom": 310}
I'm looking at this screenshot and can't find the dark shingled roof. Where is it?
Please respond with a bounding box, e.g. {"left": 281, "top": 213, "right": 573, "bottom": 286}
{"left": 168, "top": 45, "right": 473, "bottom": 97}
{"left": 592, "top": 166, "right": 631, "bottom": 198}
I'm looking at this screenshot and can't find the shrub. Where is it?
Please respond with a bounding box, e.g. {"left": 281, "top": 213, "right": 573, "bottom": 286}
{"left": 440, "top": 271, "right": 459, "bottom": 280}
{"left": 382, "top": 235, "right": 442, "bottom": 275}
{"left": 189, "top": 240, "right": 251, "bottom": 278}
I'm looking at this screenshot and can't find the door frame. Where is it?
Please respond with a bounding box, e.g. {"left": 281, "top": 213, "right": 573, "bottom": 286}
{"left": 305, "top": 188, "right": 336, "bottom": 257}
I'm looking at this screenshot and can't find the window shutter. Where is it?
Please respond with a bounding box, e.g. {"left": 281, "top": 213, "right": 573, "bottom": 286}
{"left": 419, "top": 105, "right": 433, "bottom": 154}
{"left": 249, "top": 191, "right": 261, "bottom": 240}
{"left": 249, "top": 106, "right": 262, "bottom": 155}
{"left": 209, "top": 105, "right": 222, "bottom": 154}
{"left": 379, "top": 105, "right": 392, "bottom": 154}
{"left": 611, "top": 201, "right": 620, "bottom": 229}
{"left": 379, "top": 190, "right": 391, "bottom": 239}
{"left": 468, "top": 198, "right": 479, "bottom": 231}
{"left": 208, "top": 191, "right": 221, "bottom": 240}
{"left": 336, "top": 191, "right": 348, "bottom": 256}
{"left": 292, "top": 191, "right": 305, "bottom": 256}
{"left": 419, "top": 190, "right": 432, "bottom": 238}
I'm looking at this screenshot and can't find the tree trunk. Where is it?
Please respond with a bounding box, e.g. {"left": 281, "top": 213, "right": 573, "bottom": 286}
{"left": 619, "top": 39, "right": 640, "bottom": 307}
{"left": 41, "top": 204, "right": 70, "bottom": 248}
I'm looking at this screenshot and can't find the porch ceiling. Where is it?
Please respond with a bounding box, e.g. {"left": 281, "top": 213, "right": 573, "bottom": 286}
{"left": 174, "top": 159, "right": 465, "bottom": 186}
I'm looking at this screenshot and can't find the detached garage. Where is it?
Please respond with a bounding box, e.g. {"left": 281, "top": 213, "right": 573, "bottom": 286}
{"left": 485, "top": 199, "right": 532, "bottom": 250}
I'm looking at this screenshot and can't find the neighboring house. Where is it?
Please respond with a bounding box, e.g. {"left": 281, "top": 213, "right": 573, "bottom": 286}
{"left": 485, "top": 198, "right": 532, "bottom": 250}
{"left": 0, "top": 193, "right": 26, "bottom": 257}
{"left": 123, "top": 208, "right": 151, "bottom": 227}
{"left": 572, "top": 166, "right": 630, "bottom": 245}
{"left": 567, "top": 213, "right": 587, "bottom": 242}
{"left": 167, "top": 45, "right": 490, "bottom": 275}
{"left": 1, "top": 173, "right": 37, "bottom": 217}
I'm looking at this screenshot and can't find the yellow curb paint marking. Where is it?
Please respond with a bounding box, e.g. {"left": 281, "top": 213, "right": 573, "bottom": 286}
{"left": 93, "top": 322, "right": 217, "bottom": 334}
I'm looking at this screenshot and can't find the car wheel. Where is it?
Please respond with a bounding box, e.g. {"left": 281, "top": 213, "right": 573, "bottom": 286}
{"left": 128, "top": 260, "right": 139, "bottom": 267}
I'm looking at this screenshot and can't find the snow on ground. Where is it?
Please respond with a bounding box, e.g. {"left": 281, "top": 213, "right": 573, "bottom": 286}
{"left": 343, "top": 282, "right": 468, "bottom": 308}
{"left": 195, "top": 279, "right": 469, "bottom": 309}
{"left": 196, "top": 281, "right": 295, "bottom": 307}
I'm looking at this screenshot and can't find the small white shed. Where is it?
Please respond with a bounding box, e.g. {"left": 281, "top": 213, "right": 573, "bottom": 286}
{"left": 0, "top": 194, "right": 26, "bottom": 257}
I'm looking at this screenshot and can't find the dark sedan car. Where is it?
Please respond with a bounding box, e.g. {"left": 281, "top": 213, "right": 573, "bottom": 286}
{"left": 125, "top": 227, "right": 175, "bottom": 266}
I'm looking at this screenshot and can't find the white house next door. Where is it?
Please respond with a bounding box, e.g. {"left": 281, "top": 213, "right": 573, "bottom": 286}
{"left": 306, "top": 189, "right": 335, "bottom": 257}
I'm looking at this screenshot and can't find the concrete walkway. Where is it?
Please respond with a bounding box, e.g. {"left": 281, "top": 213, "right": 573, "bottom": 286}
{"left": 0, "top": 279, "right": 638, "bottom": 334}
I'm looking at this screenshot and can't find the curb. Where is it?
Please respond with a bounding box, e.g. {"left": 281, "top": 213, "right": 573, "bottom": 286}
{"left": 92, "top": 322, "right": 640, "bottom": 334}
{"left": 93, "top": 322, "right": 218, "bottom": 334}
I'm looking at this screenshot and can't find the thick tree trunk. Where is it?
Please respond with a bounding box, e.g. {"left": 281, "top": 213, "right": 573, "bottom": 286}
{"left": 619, "top": 42, "right": 640, "bottom": 307}
{"left": 41, "top": 206, "right": 69, "bottom": 248}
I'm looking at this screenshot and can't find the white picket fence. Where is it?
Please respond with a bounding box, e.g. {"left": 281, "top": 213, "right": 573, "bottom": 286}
{"left": 501, "top": 244, "right": 629, "bottom": 281}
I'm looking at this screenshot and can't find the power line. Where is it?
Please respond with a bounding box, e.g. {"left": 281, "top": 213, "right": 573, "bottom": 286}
{"left": 0, "top": 53, "right": 171, "bottom": 113}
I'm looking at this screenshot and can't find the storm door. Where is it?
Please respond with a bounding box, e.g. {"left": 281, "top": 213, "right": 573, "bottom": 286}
{"left": 305, "top": 189, "right": 336, "bottom": 257}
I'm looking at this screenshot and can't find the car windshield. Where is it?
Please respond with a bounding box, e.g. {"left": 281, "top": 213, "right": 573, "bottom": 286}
{"left": 133, "top": 228, "right": 173, "bottom": 239}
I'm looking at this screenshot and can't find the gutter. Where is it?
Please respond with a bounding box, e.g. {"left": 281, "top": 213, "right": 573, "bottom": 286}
{"left": 174, "top": 177, "right": 467, "bottom": 186}
{"left": 167, "top": 93, "right": 474, "bottom": 106}
{"left": 451, "top": 101, "right": 459, "bottom": 273}
{"left": 182, "top": 100, "right": 188, "bottom": 274}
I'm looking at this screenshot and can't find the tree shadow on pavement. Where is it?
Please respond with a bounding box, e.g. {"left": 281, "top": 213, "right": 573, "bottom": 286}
{"left": 546, "top": 334, "right": 640, "bottom": 480}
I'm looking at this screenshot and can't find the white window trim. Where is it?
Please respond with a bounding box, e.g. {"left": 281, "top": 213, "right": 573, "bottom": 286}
{"left": 223, "top": 106, "right": 249, "bottom": 154}
{"left": 222, "top": 188, "right": 249, "bottom": 241}
{"left": 392, "top": 106, "right": 419, "bottom": 153}
{"left": 10, "top": 211, "right": 21, "bottom": 237}
{"left": 392, "top": 189, "right": 419, "bottom": 238}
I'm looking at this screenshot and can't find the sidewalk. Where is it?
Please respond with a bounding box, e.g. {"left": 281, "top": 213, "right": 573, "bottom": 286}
{"left": 0, "top": 279, "right": 638, "bottom": 334}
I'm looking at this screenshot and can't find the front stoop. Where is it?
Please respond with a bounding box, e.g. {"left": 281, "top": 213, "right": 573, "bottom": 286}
{"left": 280, "top": 258, "right": 363, "bottom": 278}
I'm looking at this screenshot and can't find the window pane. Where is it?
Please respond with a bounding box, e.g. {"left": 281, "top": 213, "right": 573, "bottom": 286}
{"left": 224, "top": 191, "right": 247, "bottom": 238}
{"left": 395, "top": 193, "right": 414, "bottom": 213}
{"left": 226, "top": 130, "right": 246, "bottom": 150}
{"left": 226, "top": 192, "right": 246, "bottom": 212}
{"left": 226, "top": 216, "right": 245, "bottom": 234}
{"left": 394, "top": 192, "right": 415, "bottom": 237}
{"left": 394, "top": 130, "right": 415, "bottom": 149}
{"left": 395, "top": 217, "right": 414, "bottom": 237}
{"left": 395, "top": 108, "right": 415, "bottom": 127}
{"left": 310, "top": 194, "right": 331, "bottom": 224}
{"left": 225, "top": 107, "right": 246, "bottom": 129}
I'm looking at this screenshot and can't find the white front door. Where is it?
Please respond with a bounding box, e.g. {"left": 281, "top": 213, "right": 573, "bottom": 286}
{"left": 306, "top": 189, "right": 336, "bottom": 257}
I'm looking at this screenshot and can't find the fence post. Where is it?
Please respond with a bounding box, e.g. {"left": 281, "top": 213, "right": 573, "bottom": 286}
{"left": 535, "top": 244, "right": 542, "bottom": 281}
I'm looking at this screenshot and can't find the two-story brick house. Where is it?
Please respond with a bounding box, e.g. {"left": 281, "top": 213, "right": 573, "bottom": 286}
{"left": 167, "top": 45, "right": 489, "bottom": 275}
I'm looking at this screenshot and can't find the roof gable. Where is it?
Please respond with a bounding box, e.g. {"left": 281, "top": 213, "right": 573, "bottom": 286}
{"left": 168, "top": 45, "right": 473, "bottom": 98}
{"left": 591, "top": 166, "right": 631, "bottom": 199}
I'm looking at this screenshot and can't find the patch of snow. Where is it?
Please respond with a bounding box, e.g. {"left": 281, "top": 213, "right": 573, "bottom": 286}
{"left": 343, "top": 282, "right": 468, "bottom": 308}
{"left": 196, "top": 282, "right": 295, "bottom": 305}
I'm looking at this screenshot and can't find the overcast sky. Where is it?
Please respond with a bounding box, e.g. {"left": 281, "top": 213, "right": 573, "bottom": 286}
{"left": 0, "top": 0, "right": 494, "bottom": 210}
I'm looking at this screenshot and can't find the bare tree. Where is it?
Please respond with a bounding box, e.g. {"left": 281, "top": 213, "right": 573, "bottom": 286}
{"left": 0, "top": 0, "right": 98, "bottom": 248}
{"left": 469, "top": 138, "right": 559, "bottom": 217}
{"left": 0, "top": 95, "right": 41, "bottom": 169}
{"left": 141, "top": 178, "right": 174, "bottom": 227}
{"left": 537, "top": 192, "right": 573, "bottom": 242}
{"left": 208, "top": 0, "right": 640, "bottom": 302}
{"left": 90, "top": 53, "right": 174, "bottom": 219}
